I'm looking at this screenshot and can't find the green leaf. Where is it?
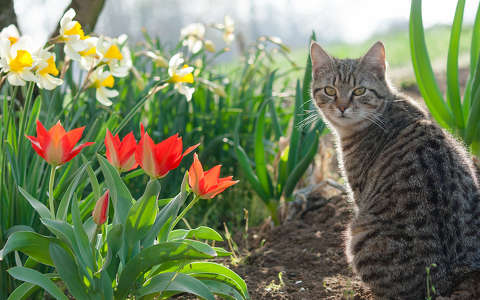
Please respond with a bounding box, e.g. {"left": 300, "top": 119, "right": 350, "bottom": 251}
{"left": 49, "top": 243, "right": 90, "bottom": 299}
{"left": 409, "top": 0, "right": 454, "bottom": 129}
{"left": 212, "top": 247, "right": 232, "bottom": 257}
{"left": 201, "top": 279, "right": 246, "bottom": 300}
{"left": 7, "top": 282, "right": 39, "bottom": 300}
{"left": 136, "top": 272, "right": 215, "bottom": 300}
{"left": 143, "top": 173, "right": 189, "bottom": 245}
{"left": 98, "top": 154, "right": 134, "bottom": 224}
{"left": 0, "top": 231, "right": 66, "bottom": 266}
{"left": 169, "top": 226, "right": 223, "bottom": 242}
{"left": 287, "top": 80, "right": 303, "bottom": 176}
{"left": 254, "top": 100, "right": 273, "bottom": 198}
{"left": 302, "top": 31, "right": 316, "bottom": 111}
{"left": 265, "top": 71, "right": 282, "bottom": 139}
{"left": 71, "top": 194, "right": 94, "bottom": 272}
{"left": 83, "top": 155, "right": 101, "bottom": 200}
{"left": 446, "top": 0, "right": 466, "bottom": 133}
{"left": 233, "top": 140, "right": 268, "bottom": 201}
{"left": 178, "top": 262, "right": 249, "bottom": 299}
{"left": 7, "top": 267, "right": 68, "bottom": 300}
{"left": 40, "top": 218, "right": 77, "bottom": 252}
{"left": 284, "top": 130, "right": 320, "bottom": 198}
{"left": 465, "top": 57, "right": 480, "bottom": 144}
{"left": 115, "top": 241, "right": 216, "bottom": 298}
{"left": 125, "top": 179, "right": 160, "bottom": 249}
{"left": 471, "top": 2, "right": 480, "bottom": 76}
{"left": 100, "top": 224, "right": 123, "bottom": 273}
{"left": 17, "top": 186, "right": 51, "bottom": 219}
{"left": 56, "top": 163, "right": 88, "bottom": 221}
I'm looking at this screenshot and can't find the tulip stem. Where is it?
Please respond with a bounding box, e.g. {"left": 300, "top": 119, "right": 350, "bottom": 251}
{"left": 48, "top": 166, "right": 57, "bottom": 218}
{"left": 172, "top": 195, "right": 200, "bottom": 228}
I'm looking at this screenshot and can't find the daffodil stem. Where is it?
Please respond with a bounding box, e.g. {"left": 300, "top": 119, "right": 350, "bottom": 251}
{"left": 48, "top": 166, "right": 56, "bottom": 218}
{"left": 172, "top": 195, "right": 200, "bottom": 228}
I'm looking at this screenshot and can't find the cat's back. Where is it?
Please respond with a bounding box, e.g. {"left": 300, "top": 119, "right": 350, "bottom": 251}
{"left": 346, "top": 97, "right": 480, "bottom": 298}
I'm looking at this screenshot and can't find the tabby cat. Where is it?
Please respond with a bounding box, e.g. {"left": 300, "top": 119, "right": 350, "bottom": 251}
{"left": 310, "top": 41, "right": 480, "bottom": 299}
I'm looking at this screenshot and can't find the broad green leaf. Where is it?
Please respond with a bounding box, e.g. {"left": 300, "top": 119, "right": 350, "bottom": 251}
{"left": 18, "top": 187, "right": 51, "bottom": 219}
{"left": 100, "top": 224, "right": 123, "bottom": 273}
{"left": 177, "top": 262, "right": 249, "bottom": 299}
{"left": 169, "top": 226, "right": 223, "bottom": 242}
{"left": 49, "top": 243, "right": 90, "bottom": 299}
{"left": 409, "top": 0, "right": 454, "bottom": 129}
{"left": 56, "top": 163, "right": 88, "bottom": 221}
{"left": 82, "top": 155, "right": 101, "bottom": 200}
{"left": 265, "top": 71, "right": 282, "bottom": 139}
{"left": 471, "top": 2, "right": 480, "bottom": 76}
{"left": 465, "top": 57, "right": 480, "bottom": 144}
{"left": 0, "top": 231, "right": 66, "bottom": 266}
{"left": 98, "top": 154, "right": 134, "bottom": 224}
{"left": 136, "top": 272, "right": 215, "bottom": 300}
{"left": 125, "top": 179, "right": 160, "bottom": 249}
{"left": 7, "top": 282, "right": 39, "bottom": 300}
{"left": 254, "top": 100, "right": 273, "bottom": 198}
{"left": 212, "top": 247, "right": 232, "bottom": 257}
{"left": 115, "top": 241, "right": 216, "bottom": 298}
{"left": 143, "top": 173, "right": 189, "bottom": 245}
{"left": 201, "top": 279, "right": 246, "bottom": 300}
{"left": 7, "top": 267, "right": 68, "bottom": 300}
{"left": 302, "top": 31, "right": 317, "bottom": 111}
{"left": 40, "top": 218, "right": 78, "bottom": 252}
{"left": 446, "top": 0, "right": 465, "bottom": 132}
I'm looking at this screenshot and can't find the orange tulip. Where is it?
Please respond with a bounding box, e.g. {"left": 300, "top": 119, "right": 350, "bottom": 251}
{"left": 105, "top": 129, "right": 138, "bottom": 172}
{"left": 188, "top": 153, "right": 238, "bottom": 199}
{"left": 92, "top": 190, "right": 109, "bottom": 225}
{"left": 135, "top": 124, "right": 199, "bottom": 179}
{"left": 26, "top": 120, "right": 94, "bottom": 166}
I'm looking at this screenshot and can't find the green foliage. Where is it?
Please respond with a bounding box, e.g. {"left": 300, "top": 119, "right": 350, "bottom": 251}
{"left": 410, "top": 0, "right": 480, "bottom": 154}
{"left": 234, "top": 32, "right": 325, "bottom": 224}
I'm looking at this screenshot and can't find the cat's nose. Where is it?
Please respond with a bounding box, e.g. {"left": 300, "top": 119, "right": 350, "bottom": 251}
{"left": 337, "top": 104, "right": 349, "bottom": 113}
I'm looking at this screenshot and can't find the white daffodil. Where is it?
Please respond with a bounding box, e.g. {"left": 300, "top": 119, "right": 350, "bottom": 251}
{"left": 0, "top": 36, "right": 37, "bottom": 86}
{"left": 223, "top": 16, "right": 235, "bottom": 44}
{"left": 168, "top": 53, "right": 195, "bottom": 101}
{"left": 78, "top": 36, "right": 100, "bottom": 70}
{"left": 59, "top": 8, "right": 90, "bottom": 61}
{"left": 33, "top": 49, "right": 63, "bottom": 90}
{"left": 97, "top": 34, "right": 132, "bottom": 77}
{"left": 0, "top": 24, "right": 20, "bottom": 46}
{"left": 89, "top": 67, "right": 118, "bottom": 106}
{"left": 180, "top": 23, "right": 205, "bottom": 54}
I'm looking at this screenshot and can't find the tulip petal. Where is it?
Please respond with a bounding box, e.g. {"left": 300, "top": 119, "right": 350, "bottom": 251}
{"left": 64, "top": 141, "right": 95, "bottom": 163}
{"left": 188, "top": 153, "right": 203, "bottom": 195}
{"left": 206, "top": 180, "right": 239, "bottom": 199}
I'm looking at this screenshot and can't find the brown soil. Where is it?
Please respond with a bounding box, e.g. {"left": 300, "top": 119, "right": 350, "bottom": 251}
{"left": 231, "top": 193, "right": 480, "bottom": 300}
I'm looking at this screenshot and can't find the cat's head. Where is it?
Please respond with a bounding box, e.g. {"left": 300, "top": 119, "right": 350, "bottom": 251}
{"left": 310, "top": 41, "right": 392, "bottom": 134}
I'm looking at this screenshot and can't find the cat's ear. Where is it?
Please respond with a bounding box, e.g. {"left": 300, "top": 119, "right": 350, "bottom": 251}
{"left": 360, "top": 41, "right": 386, "bottom": 79}
{"left": 310, "top": 41, "right": 333, "bottom": 77}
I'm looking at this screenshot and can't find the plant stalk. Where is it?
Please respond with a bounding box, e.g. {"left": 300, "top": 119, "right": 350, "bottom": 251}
{"left": 48, "top": 166, "right": 57, "bottom": 218}
{"left": 172, "top": 195, "right": 200, "bottom": 228}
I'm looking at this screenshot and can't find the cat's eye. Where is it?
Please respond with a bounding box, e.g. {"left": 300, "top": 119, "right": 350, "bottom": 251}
{"left": 353, "top": 87, "right": 366, "bottom": 96}
{"left": 324, "top": 87, "right": 337, "bottom": 96}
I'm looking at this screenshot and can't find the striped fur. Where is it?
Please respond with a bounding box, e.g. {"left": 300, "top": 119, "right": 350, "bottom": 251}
{"left": 310, "top": 41, "right": 480, "bottom": 299}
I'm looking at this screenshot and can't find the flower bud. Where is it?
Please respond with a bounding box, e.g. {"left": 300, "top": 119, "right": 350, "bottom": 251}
{"left": 92, "top": 190, "right": 109, "bottom": 225}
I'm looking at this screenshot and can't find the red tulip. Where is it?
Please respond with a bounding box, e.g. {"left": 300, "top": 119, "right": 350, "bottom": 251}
{"left": 188, "top": 153, "right": 238, "bottom": 199}
{"left": 92, "top": 190, "right": 109, "bottom": 225}
{"left": 26, "top": 120, "right": 94, "bottom": 166}
{"left": 135, "top": 124, "right": 199, "bottom": 179}
{"left": 105, "top": 129, "right": 138, "bottom": 172}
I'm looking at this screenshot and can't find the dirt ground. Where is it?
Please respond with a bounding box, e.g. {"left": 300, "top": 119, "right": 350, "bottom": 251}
{"left": 231, "top": 192, "right": 480, "bottom": 300}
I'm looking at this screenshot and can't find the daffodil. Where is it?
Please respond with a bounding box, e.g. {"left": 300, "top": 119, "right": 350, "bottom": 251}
{"left": 89, "top": 67, "right": 118, "bottom": 106}
{"left": 59, "top": 8, "right": 90, "bottom": 61}
{"left": 168, "top": 53, "right": 195, "bottom": 101}
{"left": 180, "top": 23, "right": 205, "bottom": 54}
{"left": 0, "top": 36, "right": 37, "bottom": 86}
{"left": 78, "top": 36, "right": 100, "bottom": 70}
{"left": 33, "top": 49, "right": 63, "bottom": 90}
{"left": 0, "top": 24, "right": 20, "bottom": 46}
{"left": 97, "top": 35, "right": 132, "bottom": 77}
{"left": 222, "top": 16, "right": 235, "bottom": 44}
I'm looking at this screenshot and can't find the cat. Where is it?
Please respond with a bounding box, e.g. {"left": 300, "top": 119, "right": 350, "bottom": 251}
{"left": 309, "top": 41, "right": 480, "bottom": 299}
